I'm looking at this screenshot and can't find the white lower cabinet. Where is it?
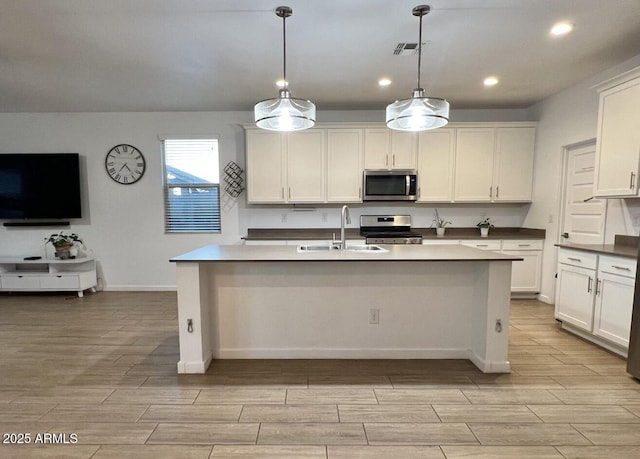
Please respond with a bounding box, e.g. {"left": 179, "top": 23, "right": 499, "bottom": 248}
{"left": 556, "top": 263, "right": 596, "bottom": 332}
{"left": 555, "top": 248, "right": 634, "bottom": 353}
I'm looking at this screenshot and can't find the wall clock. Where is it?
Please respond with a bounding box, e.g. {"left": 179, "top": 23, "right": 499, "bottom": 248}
{"left": 105, "top": 144, "right": 146, "bottom": 184}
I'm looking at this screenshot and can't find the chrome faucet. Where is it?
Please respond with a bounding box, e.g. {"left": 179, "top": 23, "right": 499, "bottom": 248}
{"left": 340, "top": 205, "right": 351, "bottom": 251}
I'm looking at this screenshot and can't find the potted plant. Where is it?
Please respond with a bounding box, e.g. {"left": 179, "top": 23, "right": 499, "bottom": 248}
{"left": 476, "top": 217, "right": 494, "bottom": 237}
{"left": 432, "top": 209, "right": 451, "bottom": 237}
{"left": 45, "top": 232, "right": 84, "bottom": 259}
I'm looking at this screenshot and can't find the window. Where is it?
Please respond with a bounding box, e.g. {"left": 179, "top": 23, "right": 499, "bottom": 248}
{"left": 162, "top": 137, "right": 221, "bottom": 233}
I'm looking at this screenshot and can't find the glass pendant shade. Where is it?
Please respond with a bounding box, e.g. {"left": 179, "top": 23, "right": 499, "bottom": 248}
{"left": 255, "top": 88, "right": 316, "bottom": 131}
{"left": 386, "top": 88, "right": 449, "bottom": 131}
{"left": 386, "top": 5, "right": 449, "bottom": 132}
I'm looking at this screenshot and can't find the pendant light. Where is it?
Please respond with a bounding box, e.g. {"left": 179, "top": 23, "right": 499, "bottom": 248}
{"left": 386, "top": 5, "right": 449, "bottom": 131}
{"left": 254, "top": 6, "right": 316, "bottom": 131}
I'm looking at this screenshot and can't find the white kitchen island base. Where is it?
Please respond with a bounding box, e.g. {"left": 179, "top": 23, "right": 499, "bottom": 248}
{"left": 171, "top": 244, "right": 517, "bottom": 374}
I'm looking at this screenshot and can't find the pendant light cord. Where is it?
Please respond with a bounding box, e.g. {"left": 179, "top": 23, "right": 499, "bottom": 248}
{"left": 282, "top": 13, "right": 287, "bottom": 88}
{"left": 417, "top": 11, "right": 423, "bottom": 90}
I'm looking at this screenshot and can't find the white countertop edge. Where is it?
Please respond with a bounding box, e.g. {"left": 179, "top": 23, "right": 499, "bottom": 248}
{"left": 170, "top": 244, "right": 522, "bottom": 263}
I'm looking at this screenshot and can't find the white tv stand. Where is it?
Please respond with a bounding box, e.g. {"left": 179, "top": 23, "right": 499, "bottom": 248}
{"left": 0, "top": 256, "right": 97, "bottom": 297}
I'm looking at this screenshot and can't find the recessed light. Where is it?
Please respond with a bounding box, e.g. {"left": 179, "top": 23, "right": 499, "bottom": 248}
{"left": 378, "top": 78, "right": 392, "bottom": 87}
{"left": 483, "top": 76, "right": 499, "bottom": 87}
{"left": 550, "top": 21, "right": 574, "bottom": 36}
{"left": 276, "top": 79, "right": 287, "bottom": 88}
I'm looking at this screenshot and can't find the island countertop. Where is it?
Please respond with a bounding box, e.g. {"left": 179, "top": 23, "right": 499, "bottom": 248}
{"left": 171, "top": 243, "right": 523, "bottom": 263}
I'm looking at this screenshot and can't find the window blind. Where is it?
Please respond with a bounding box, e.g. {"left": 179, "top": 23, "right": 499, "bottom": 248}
{"left": 162, "top": 138, "right": 221, "bottom": 233}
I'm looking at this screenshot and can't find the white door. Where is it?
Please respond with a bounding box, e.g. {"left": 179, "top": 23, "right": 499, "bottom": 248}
{"left": 246, "top": 130, "right": 285, "bottom": 203}
{"left": 364, "top": 128, "right": 390, "bottom": 169}
{"left": 561, "top": 142, "right": 607, "bottom": 244}
{"left": 493, "top": 127, "right": 535, "bottom": 202}
{"left": 390, "top": 131, "right": 417, "bottom": 169}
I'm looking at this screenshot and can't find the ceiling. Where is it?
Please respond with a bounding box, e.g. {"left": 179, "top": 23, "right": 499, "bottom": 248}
{"left": 1, "top": 0, "right": 640, "bottom": 113}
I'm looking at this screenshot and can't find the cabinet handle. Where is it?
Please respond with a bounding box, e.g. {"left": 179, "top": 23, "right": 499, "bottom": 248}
{"left": 281, "top": 187, "right": 284, "bottom": 199}
{"left": 385, "top": 156, "right": 389, "bottom": 167}
{"left": 393, "top": 154, "right": 396, "bottom": 167}
{"left": 288, "top": 187, "right": 291, "bottom": 200}
{"left": 476, "top": 244, "right": 488, "bottom": 247}
{"left": 596, "top": 279, "right": 602, "bottom": 296}
{"left": 631, "top": 172, "right": 636, "bottom": 190}
{"left": 518, "top": 244, "right": 531, "bottom": 247}
{"left": 417, "top": 187, "right": 421, "bottom": 199}
{"left": 612, "top": 265, "right": 631, "bottom": 271}
{"left": 567, "top": 257, "right": 582, "bottom": 262}
{"left": 489, "top": 186, "right": 492, "bottom": 199}
{"left": 496, "top": 186, "right": 499, "bottom": 199}
{"left": 359, "top": 186, "right": 362, "bottom": 199}
{"left": 587, "top": 276, "right": 593, "bottom": 293}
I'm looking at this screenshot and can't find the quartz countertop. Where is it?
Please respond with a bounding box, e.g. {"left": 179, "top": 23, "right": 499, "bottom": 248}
{"left": 555, "top": 235, "right": 639, "bottom": 259}
{"left": 171, "top": 243, "right": 523, "bottom": 263}
{"left": 243, "top": 227, "right": 545, "bottom": 241}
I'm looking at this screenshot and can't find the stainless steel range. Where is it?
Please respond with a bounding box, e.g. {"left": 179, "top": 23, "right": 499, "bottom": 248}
{"left": 360, "top": 215, "right": 423, "bottom": 245}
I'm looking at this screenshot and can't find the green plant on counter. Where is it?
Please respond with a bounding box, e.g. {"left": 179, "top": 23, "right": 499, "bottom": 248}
{"left": 476, "top": 217, "right": 495, "bottom": 229}
{"left": 432, "top": 208, "right": 451, "bottom": 228}
{"left": 44, "top": 231, "right": 84, "bottom": 248}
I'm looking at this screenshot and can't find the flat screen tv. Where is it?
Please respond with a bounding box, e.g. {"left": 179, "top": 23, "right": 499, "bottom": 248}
{"left": 0, "top": 153, "right": 82, "bottom": 220}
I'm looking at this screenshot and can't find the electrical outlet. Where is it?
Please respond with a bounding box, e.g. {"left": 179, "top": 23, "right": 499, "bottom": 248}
{"left": 634, "top": 216, "right": 640, "bottom": 226}
{"left": 281, "top": 214, "right": 287, "bottom": 223}
{"left": 369, "top": 308, "right": 380, "bottom": 324}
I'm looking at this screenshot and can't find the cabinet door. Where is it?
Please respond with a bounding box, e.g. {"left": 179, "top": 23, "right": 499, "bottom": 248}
{"left": 594, "top": 78, "right": 640, "bottom": 197}
{"left": 417, "top": 129, "right": 455, "bottom": 202}
{"left": 364, "top": 128, "right": 390, "bottom": 169}
{"left": 454, "top": 128, "right": 495, "bottom": 201}
{"left": 503, "top": 250, "right": 542, "bottom": 292}
{"left": 286, "top": 131, "right": 326, "bottom": 202}
{"left": 493, "top": 127, "right": 535, "bottom": 201}
{"left": 327, "top": 129, "right": 363, "bottom": 202}
{"left": 555, "top": 263, "right": 596, "bottom": 332}
{"left": 390, "top": 131, "right": 417, "bottom": 169}
{"left": 593, "top": 271, "right": 634, "bottom": 347}
{"left": 246, "top": 130, "right": 285, "bottom": 203}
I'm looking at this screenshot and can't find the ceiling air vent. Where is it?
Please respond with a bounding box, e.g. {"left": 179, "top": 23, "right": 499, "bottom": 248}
{"left": 393, "top": 42, "right": 428, "bottom": 56}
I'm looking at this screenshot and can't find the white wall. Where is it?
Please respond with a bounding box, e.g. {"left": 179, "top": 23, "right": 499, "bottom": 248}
{"left": 0, "top": 108, "right": 534, "bottom": 290}
{"left": 525, "top": 53, "right": 640, "bottom": 304}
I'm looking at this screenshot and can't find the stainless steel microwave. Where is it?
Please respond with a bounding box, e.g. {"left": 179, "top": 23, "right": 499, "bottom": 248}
{"left": 363, "top": 169, "right": 418, "bottom": 201}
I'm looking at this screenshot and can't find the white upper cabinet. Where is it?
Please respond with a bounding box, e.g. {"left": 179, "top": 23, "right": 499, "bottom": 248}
{"left": 593, "top": 68, "right": 640, "bottom": 198}
{"left": 493, "top": 127, "right": 536, "bottom": 202}
{"left": 286, "top": 131, "right": 326, "bottom": 203}
{"left": 246, "top": 130, "right": 286, "bottom": 203}
{"left": 364, "top": 129, "right": 417, "bottom": 170}
{"left": 454, "top": 126, "right": 535, "bottom": 202}
{"left": 417, "top": 129, "right": 455, "bottom": 202}
{"left": 327, "top": 129, "right": 363, "bottom": 202}
{"left": 454, "top": 128, "right": 495, "bottom": 201}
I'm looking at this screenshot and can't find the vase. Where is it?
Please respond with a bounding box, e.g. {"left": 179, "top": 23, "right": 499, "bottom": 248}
{"left": 436, "top": 227, "right": 446, "bottom": 237}
{"left": 54, "top": 243, "right": 73, "bottom": 259}
{"left": 480, "top": 227, "right": 489, "bottom": 237}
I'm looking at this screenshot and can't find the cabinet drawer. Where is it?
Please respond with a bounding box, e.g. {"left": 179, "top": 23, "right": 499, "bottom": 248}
{"left": 502, "top": 240, "right": 543, "bottom": 251}
{"left": 460, "top": 240, "right": 501, "bottom": 251}
{"left": 598, "top": 255, "right": 637, "bottom": 279}
{"left": 558, "top": 249, "right": 598, "bottom": 270}
{"left": 1, "top": 274, "right": 41, "bottom": 289}
{"left": 40, "top": 275, "right": 80, "bottom": 289}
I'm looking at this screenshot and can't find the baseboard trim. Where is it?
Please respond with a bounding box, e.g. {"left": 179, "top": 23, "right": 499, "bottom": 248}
{"left": 102, "top": 286, "right": 177, "bottom": 292}
{"left": 212, "top": 348, "right": 469, "bottom": 360}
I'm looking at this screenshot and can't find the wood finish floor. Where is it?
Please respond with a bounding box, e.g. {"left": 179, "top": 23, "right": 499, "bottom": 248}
{"left": 0, "top": 292, "right": 639, "bottom": 458}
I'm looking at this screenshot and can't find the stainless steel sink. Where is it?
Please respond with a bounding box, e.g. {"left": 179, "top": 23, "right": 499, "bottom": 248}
{"left": 296, "top": 244, "right": 388, "bottom": 253}
{"left": 296, "top": 244, "right": 338, "bottom": 252}
{"left": 346, "top": 244, "right": 388, "bottom": 252}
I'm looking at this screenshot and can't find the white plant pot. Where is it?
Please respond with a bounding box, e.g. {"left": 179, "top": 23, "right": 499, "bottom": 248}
{"left": 436, "top": 227, "right": 446, "bottom": 237}
{"left": 480, "top": 227, "right": 489, "bottom": 237}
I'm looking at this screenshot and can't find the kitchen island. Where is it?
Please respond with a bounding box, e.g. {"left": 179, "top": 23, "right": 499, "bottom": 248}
{"left": 170, "top": 244, "right": 521, "bottom": 374}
